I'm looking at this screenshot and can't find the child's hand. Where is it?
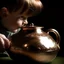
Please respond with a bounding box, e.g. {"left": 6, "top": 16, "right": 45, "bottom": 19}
{"left": 0, "top": 34, "right": 11, "bottom": 52}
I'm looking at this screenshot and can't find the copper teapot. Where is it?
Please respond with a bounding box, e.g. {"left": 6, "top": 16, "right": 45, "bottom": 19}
{"left": 8, "top": 24, "right": 60, "bottom": 63}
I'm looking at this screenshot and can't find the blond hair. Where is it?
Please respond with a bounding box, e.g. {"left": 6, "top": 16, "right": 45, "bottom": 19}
{"left": 0, "top": 0, "right": 43, "bottom": 18}
{"left": 21, "top": 0, "right": 43, "bottom": 17}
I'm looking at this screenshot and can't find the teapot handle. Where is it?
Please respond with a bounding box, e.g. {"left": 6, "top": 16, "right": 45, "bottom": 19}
{"left": 47, "top": 29, "right": 60, "bottom": 44}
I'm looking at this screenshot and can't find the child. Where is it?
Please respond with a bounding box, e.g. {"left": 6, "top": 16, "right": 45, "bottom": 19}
{"left": 0, "top": 0, "right": 43, "bottom": 58}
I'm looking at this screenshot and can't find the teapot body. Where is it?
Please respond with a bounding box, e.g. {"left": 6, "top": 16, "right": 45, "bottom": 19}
{"left": 9, "top": 26, "right": 60, "bottom": 62}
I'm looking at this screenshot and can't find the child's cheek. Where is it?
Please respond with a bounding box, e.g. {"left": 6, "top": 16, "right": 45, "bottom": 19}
{"left": 17, "top": 19, "right": 24, "bottom": 27}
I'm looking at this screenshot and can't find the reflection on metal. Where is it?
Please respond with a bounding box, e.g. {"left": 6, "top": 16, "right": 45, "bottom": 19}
{"left": 39, "top": 36, "right": 55, "bottom": 49}
{"left": 36, "top": 27, "right": 42, "bottom": 34}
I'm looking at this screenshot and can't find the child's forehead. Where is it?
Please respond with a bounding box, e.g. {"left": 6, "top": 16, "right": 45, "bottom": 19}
{"left": 12, "top": 1, "right": 27, "bottom": 14}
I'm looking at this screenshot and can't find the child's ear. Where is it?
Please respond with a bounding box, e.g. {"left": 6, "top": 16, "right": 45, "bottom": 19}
{"left": 0, "top": 7, "right": 9, "bottom": 17}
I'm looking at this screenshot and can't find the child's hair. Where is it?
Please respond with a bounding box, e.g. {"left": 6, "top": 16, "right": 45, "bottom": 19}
{"left": 0, "top": 0, "right": 43, "bottom": 17}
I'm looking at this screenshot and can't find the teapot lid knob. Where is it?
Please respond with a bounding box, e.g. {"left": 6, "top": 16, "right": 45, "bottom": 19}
{"left": 30, "top": 23, "right": 34, "bottom": 27}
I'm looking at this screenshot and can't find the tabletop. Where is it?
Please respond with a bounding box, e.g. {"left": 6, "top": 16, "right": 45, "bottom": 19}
{"left": 0, "top": 56, "right": 64, "bottom": 64}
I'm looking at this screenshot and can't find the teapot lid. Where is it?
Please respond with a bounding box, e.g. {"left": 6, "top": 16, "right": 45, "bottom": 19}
{"left": 22, "top": 23, "right": 44, "bottom": 30}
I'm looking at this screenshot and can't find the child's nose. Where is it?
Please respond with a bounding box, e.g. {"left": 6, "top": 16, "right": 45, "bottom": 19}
{"left": 22, "top": 19, "right": 28, "bottom": 26}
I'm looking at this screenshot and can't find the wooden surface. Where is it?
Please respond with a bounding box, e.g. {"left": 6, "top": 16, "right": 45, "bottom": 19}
{"left": 0, "top": 56, "right": 64, "bottom": 64}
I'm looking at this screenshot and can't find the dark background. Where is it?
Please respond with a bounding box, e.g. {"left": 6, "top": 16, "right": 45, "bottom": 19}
{"left": 28, "top": 0, "right": 64, "bottom": 57}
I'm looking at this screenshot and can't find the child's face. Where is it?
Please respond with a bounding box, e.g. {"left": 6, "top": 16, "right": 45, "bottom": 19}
{"left": 2, "top": 8, "right": 28, "bottom": 31}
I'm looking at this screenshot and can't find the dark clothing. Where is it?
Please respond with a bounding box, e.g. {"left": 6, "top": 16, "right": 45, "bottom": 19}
{"left": 0, "top": 21, "right": 21, "bottom": 58}
{"left": 0, "top": 22, "right": 11, "bottom": 38}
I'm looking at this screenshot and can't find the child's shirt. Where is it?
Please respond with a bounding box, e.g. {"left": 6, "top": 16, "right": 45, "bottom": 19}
{"left": 0, "top": 21, "right": 21, "bottom": 60}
